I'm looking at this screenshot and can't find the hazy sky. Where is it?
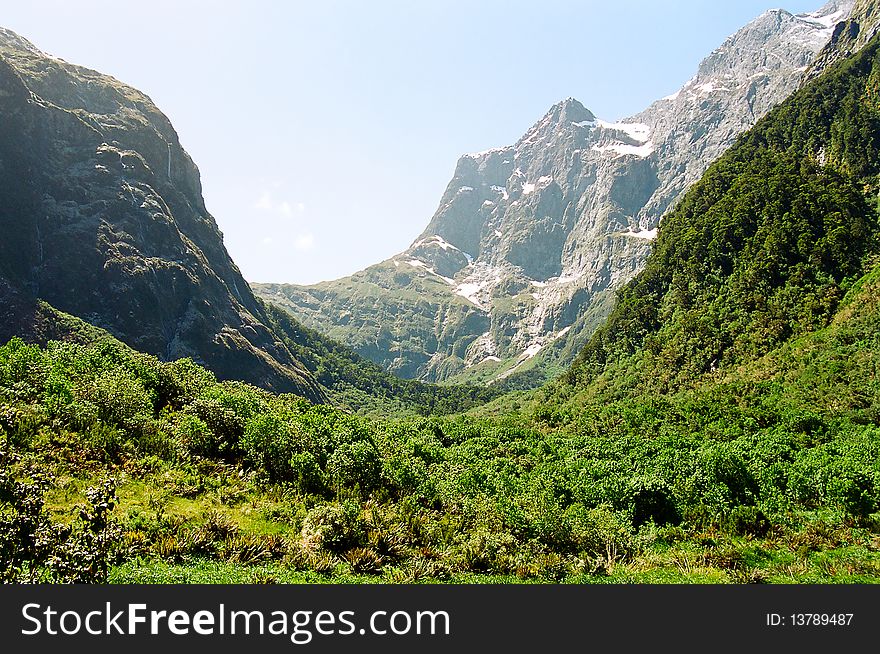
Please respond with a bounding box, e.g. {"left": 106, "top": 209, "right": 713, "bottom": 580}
{"left": 3, "top": 0, "right": 825, "bottom": 284}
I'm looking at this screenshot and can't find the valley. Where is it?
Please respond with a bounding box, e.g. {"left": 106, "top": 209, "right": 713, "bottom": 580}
{"left": 1, "top": 0, "right": 879, "bottom": 585}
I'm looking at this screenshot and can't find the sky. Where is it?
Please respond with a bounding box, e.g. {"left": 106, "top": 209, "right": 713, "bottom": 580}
{"left": 2, "top": 0, "right": 827, "bottom": 284}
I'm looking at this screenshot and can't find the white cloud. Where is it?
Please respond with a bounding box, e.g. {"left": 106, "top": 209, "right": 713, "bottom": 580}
{"left": 293, "top": 233, "right": 315, "bottom": 251}
{"left": 254, "top": 191, "right": 304, "bottom": 217}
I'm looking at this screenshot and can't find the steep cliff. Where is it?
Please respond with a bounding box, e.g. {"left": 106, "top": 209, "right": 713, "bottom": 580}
{"left": 0, "top": 28, "right": 324, "bottom": 400}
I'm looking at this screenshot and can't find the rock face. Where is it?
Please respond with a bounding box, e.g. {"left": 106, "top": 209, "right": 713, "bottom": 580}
{"left": 256, "top": 1, "right": 854, "bottom": 385}
{"left": 0, "top": 29, "right": 324, "bottom": 400}
{"left": 803, "top": 0, "right": 880, "bottom": 82}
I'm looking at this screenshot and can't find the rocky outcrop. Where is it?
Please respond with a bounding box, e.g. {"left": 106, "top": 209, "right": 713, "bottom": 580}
{"left": 802, "top": 0, "right": 880, "bottom": 82}
{"left": 0, "top": 29, "right": 324, "bottom": 400}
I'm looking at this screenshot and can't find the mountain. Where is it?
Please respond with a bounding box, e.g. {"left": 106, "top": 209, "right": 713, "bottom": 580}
{"left": 0, "top": 27, "right": 329, "bottom": 401}
{"left": 3, "top": 8, "right": 880, "bottom": 587}
{"left": 0, "top": 28, "right": 505, "bottom": 414}
{"left": 804, "top": 0, "right": 880, "bottom": 81}
{"left": 256, "top": 1, "right": 854, "bottom": 387}
{"left": 564, "top": 15, "right": 880, "bottom": 400}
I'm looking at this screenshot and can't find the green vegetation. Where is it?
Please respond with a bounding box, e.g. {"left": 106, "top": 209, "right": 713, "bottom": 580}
{"left": 569, "top": 36, "right": 880, "bottom": 397}
{"left": 255, "top": 259, "right": 491, "bottom": 383}
{"left": 261, "top": 301, "right": 502, "bottom": 415}
{"left": 3, "top": 20, "right": 880, "bottom": 587}
{"left": 1, "top": 331, "right": 878, "bottom": 583}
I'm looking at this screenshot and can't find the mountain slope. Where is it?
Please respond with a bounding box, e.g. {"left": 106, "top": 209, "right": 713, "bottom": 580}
{"left": 0, "top": 27, "right": 506, "bottom": 415}
{"left": 564, "top": 24, "right": 880, "bottom": 401}
{"left": 804, "top": 0, "right": 880, "bottom": 81}
{"left": 256, "top": 1, "right": 853, "bottom": 387}
{"left": 0, "top": 28, "right": 326, "bottom": 401}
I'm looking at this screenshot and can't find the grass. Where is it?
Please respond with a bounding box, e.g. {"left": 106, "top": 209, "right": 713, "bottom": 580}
{"left": 46, "top": 469, "right": 877, "bottom": 585}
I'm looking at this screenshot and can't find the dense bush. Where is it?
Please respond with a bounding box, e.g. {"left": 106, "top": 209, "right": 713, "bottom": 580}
{"left": 0, "top": 324, "right": 878, "bottom": 582}
{"left": 0, "top": 449, "right": 121, "bottom": 583}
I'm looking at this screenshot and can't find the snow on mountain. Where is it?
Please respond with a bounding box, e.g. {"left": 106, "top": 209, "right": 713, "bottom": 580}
{"left": 255, "top": 0, "right": 856, "bottom": 385}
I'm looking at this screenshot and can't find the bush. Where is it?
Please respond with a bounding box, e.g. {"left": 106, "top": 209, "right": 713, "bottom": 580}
{"left": 627, "top": 477, "right": 680, "bottom": 527}
{"left": 0, "top": 452, "right": 121, "bottom": 583}
{"left": 77, "top": 368, "right": 154, "bottom": 428}
{"left": 300, "top": 501, "right": 366, "bottom": 553}
{"left": 182, "top": 398, "right": 244, "bottom": 456}
{"left": 326, "top": 441, "right": 382, "bottom": 494}
{"left": 240, "top": 414, "right": 312, "bottom": 483}
{"left": 288, "top": 452, "right": 325, "bottom": 494}
{"left": 171, "top": 413, "right": 215, "bottom": 458}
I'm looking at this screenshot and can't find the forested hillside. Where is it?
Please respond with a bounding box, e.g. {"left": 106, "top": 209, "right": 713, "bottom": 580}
{"left": 567, "top": 33, "right": 880, "bottom": 397}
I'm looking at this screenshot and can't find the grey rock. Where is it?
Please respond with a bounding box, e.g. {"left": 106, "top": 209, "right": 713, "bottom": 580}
{"left": 255, "top": 1, "right": 854, "bottom": 385}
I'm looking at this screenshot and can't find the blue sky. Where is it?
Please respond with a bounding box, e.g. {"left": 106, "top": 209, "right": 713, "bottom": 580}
{"left": 3, "top": 0, "right": 826, "bottom": 284}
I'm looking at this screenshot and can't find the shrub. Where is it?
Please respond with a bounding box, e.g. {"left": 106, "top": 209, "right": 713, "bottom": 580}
{"left": 183, "top": 398, "right": 244, "bottom": 456}
{"left": 171, "top": 413, "right": 215, "bottom": 458}
{"left": 627, "top": 477, "right": 680, "bottom": 527}
{"left": 0, "top": 455, "right": 121, "bottom": 583}
{"left": 288, "top": 451, "right": 325, "bottom": 494}
{"left": 300, "top": 501, "right": 366, "bottom": 553}
{"left": 77, "top": 368, "right": 154, "bottom": 428}
{"left": 326, "top": 440, "right": 382, "bottom": 494}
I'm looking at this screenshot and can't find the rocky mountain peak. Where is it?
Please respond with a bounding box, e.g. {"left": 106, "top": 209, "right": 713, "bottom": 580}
{"left": 515, "top": 97, "right": 596, "bottom": 148}
{"left": 255, "top": 0, "right": 857, "bottom": 385}
{"left": 0, "top": 27, "right": 44, "bottom": 57}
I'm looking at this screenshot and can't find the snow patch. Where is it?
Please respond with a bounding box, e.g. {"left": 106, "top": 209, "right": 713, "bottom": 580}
{"left": 464, "top": 146, "right": 509, "bottom": 159}
{"left": 556, "top": 270, "right": 585, "bottom": 284}
{"left": 592, "top": 141, "right": 655, "bottom": 158}
{"left": 692, "top": 81, "right": 730, "bottom": 96}
{"left": 404, "top": 258, "right": 456, "bottom": 285}
{"left": 454, "top": 263, "right": 504, "bottom": 310}
{"left": 490, "top": 185, "right": 509, "bottom": 201}
{"left": 430, "top": 235, "right": 457, "bottom": 251}
{"left": 621, "top": 228, "right": 658, "bottom": 240}
{"left": 522, "top": 176, "right": 553, "bottom": 196}
{"left": 456, "top": 282, "right": 486, "bottom": 307}
{"left": 412, "top": 235, "right": 474, "bottom": 260}
{"left": 596, "top": 119, "right": 651, "bottom": 142}
{"left": 801, "top": 7, "right": 846, "bottom": 28}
